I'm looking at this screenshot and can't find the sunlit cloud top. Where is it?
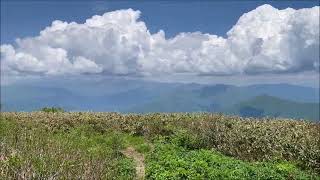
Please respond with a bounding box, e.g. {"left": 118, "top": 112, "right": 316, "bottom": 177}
{"left": 1, "top": 5, "right": 319, "bottom": 79}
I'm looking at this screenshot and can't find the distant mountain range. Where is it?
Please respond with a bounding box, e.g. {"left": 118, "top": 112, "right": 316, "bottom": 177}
{"left": 1, "top": 80, "right": 319, "bottom": 121}
{"left": 225, "top": 95, "right": 319, "bottom": 121}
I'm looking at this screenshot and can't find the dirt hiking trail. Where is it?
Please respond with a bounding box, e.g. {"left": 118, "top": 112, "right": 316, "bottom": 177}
{"left": 121, "top": 147, "right": 145, "bottom": 180}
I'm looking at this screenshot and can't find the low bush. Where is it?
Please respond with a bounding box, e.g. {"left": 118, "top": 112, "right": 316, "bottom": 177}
{"left": 146, "top": 138, "right": 318, "bottom": 179}
{"left": 40, "top": 107, "right": 65, "bottom": 113}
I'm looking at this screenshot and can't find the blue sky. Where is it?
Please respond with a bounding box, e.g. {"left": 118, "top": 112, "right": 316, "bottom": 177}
{"left": 1, "top": 0, "right": 319, "bottom": 87}
{"left": 1, "top": 0, "right": 318, "bottom": 43}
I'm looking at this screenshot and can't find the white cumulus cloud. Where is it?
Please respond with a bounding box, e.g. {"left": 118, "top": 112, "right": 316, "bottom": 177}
{"left": 1, "top": 5, "right": 319, "bottom": 79}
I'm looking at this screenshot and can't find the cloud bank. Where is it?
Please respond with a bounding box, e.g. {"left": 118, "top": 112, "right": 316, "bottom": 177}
{"left": 1, "top": 5, "right": 319, "bottom": 79}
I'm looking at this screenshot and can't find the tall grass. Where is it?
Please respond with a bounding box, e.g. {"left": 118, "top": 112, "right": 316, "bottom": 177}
{"left": 0, "top": 117, "right": 135, "bottom": 179}
{"left": 1, "top": 112, "right": 319, "bottom": 178}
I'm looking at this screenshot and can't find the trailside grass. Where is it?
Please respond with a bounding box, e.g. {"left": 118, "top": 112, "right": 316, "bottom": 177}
{"left": 1, "top": 112, "right": 319, "bottom": 179}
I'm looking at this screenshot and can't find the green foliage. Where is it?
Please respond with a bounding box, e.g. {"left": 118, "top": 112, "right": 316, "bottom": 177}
{"left": 170, "top": 130, "right": 203, "bottom": 149}
{"left": 123, "top": 134, "right": 151, "bottom": 154}
{"left": 0, "top": 118, "right": 135, "bottom": 179}
{"left": 146, "top": 137, "right": 318, "bottom": 179}
{"left": 135, "top": 143, "right": 151, "bottom": 154}
{"left": 1, "top": 112, "right": 319, "bottom": 179}
{"left": 41, "top": 107, "right": 65, "bottom": 113}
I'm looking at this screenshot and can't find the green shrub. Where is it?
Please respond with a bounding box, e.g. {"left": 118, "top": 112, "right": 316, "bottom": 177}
{"left": 40, "top": 107, "right": 65, "bottom": 113}
{"left": 146, "top": 140, "right": 319, "bottom": 179}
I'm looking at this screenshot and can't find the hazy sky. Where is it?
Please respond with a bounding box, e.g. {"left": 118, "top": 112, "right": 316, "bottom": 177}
{"left": 1, "top": 0, "right": 319, "bottom": 87}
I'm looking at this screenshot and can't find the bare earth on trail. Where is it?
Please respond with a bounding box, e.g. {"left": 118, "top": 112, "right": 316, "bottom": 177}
{"left": 121, "top": 147, "right": 145, "bottom": 179}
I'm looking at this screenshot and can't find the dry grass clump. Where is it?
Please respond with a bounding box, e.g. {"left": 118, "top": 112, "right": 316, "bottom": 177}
{"left": 1, "top": 112, "right": 319, "bottom": 173}
{"left": 0, "top": 114, "right": 135, "bottom": 179}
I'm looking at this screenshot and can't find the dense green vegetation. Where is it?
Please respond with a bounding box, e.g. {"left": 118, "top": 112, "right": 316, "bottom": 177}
{"left": 0, "top": 118, "right": 136, "bottom": 179}
{"left": 1, "top": 112, "right": 319, "bottom": 179}
{"left": 148, "top": 138, "right": 315, "bottom": 179}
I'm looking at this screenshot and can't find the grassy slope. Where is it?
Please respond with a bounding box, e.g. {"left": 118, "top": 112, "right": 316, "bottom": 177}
{"left": 0, "top": 119, "right": 136, "bottom": 179}
{"left": 1, "top": 113, "right": 319, "bottom": 179}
